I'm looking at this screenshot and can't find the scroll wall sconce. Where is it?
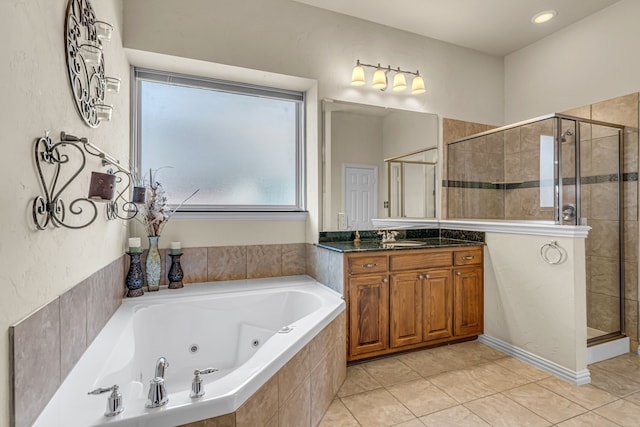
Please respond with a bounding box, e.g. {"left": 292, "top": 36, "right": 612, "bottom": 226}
{"left": 65, "top": 0, "right": 121, "bottom": 128}
{"left": 32, "top": 131, "right": 141, "bottom": 230}
{"left": 351, "top": 60, "right": 426, "bottom": 94}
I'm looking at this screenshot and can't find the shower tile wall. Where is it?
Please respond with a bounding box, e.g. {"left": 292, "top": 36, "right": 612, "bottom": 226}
{"left": 563, "top": 93, "right": 640, "bottom": 351}
{"left": 444, "top": 93, "right": 640, "bottom": 352}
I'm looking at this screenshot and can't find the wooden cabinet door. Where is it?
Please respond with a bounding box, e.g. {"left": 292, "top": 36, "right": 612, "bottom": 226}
{"left": 390, "top": 272, "right": 423, "bottom": 348}
{"left": 349, "top": 275, "right": 389, "bottom": 356}
{"left": 423, "top": 269, "right": 453, "bottom": 341}
{"left": 453, "top": 266, "right": 484, "bottom": 336}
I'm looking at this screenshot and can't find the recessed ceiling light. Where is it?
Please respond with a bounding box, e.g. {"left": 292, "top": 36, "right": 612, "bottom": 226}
{"left": 531, "top": 10, "right": 557, "bottom": 24}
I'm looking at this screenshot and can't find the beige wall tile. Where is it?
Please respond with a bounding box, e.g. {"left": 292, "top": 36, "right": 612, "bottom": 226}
{"left": 277, "top": 345, "right": 309, "bottom": 404}
{"left": 279, "top": 376, "right": 310, "bottom": 427}
{"left": 592, "top": 93, "right": 639, "bottom": 129}
{"left": 281, "top": 243, "right": 306, "bottom": 276}
{"left": 208, "top": 246, "right": 247, "bottom": 281}
{"left": 310, "top": 347, "right": 338, "bottom": 426}
{"left": 623, "top": 129, "right": 638, "bottom": 174}
{"left": 236, "top": 375, "right": 278, "bottom": 427}
{"left": 180, "top": 247, "right": 208, "bottom": 284}
{"left": 60, "top": 282, "right": 88, "bottom": 379}
{"left": 625, "top": 299, "right": 638, "bottom": 343}
{"left": 590, "top": 135, "right": 620, "bottom": 176}
{"left": 561, "top": 105, "right": 591, "bottom": 119}
{"left": 590, "top": 256, "right": 621, "bottom": 297}
{"left": 624, "top": 260, "right": 638, "bottom": 302}
{"left": 588, "top": 292, "right": 621, "bottom": 332}
{"left": 624, "top": 220, "right": 638, "bottom": 261}
{"left": 587, "top": 220, "right": 620, "bottom": 258}
{"left": 10, "top": 299, "right": 61, "bottom": 427}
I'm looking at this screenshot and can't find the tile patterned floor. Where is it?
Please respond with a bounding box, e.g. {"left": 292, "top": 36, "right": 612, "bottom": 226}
{"left": 318, "top": 341, "right": 640, "bottom": 426}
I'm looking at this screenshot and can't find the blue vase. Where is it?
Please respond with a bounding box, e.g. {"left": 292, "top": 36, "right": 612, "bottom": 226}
{"left": 125, "top": 252, "right": 144, "bottom": 297}
{"left": 146, "top": 236, "right": 161, "bottom": 291}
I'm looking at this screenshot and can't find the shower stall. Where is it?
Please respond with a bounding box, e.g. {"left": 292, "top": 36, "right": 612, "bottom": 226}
{"left": 446, "top": 113, "right": 628, "bottom": 346}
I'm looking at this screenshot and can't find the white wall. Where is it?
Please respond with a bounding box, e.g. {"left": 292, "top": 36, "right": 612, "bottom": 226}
{"left": 0, "top": 0, "right": 129, "bottom": 425}
{"left": 123, "top": 0, "right": 504, "bottom": 239}
{"left": 484, "top": 233, "right": 587, "bottom": 374}
{"left": 504, "top": 0, "right": 640, "bottom": 123}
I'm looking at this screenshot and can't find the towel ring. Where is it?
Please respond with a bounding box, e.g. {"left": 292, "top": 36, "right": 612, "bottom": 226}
{"left": 540, "top": 240, "right": 567, "bottom": 265}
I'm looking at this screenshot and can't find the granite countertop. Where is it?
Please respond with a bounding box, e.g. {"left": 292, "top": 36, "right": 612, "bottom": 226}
{"left": 316, "top": 238, "right": 484, "bottom": 253}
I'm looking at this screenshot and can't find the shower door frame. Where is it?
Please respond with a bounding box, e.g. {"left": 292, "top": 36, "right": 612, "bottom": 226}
{"left": 446, "top": 113, "right": 627, "bottom": 346}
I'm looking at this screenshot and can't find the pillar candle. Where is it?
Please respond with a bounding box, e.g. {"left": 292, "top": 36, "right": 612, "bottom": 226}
{"left": 128, "top": 237, "right": 141, "bottom": 253}
{"left": 170, "top": 241, "right": 181, "bottom": 255}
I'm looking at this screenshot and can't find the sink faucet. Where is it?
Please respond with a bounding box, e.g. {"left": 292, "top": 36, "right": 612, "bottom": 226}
{"left": 377, "top": 229, "right": 399, "bottom": 243}
{"left": 146, "top": 357, "right": 169, "bottom": 408}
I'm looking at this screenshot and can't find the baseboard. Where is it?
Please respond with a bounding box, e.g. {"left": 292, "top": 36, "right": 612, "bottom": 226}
{"left": 478, "top": 334, "right": 591, "bottom": 385}
{"left": 587, "top": 337, "right": 630, "bottom": 364}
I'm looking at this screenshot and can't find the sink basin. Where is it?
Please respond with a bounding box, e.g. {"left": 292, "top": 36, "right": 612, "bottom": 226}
{"left": 382, "top": 240, "right": 428, "bottom": 248}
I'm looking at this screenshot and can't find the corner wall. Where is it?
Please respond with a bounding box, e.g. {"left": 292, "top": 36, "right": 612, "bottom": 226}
{"left": 504, "top": 0, "right": 640, "bottom": 123}
{"left": 0, "top": 0, "right": 130, "bottom": 425}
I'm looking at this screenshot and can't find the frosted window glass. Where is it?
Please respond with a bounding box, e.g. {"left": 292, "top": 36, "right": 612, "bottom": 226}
{"left": 137, "top": 76, "right": 303, "bottom": 210}
{"left": 539, "top": 135, "right": 555, "bottom": 208}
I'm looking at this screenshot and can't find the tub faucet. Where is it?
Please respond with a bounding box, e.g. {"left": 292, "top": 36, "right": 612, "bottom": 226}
{"left": 146, "top": 357, "right": 169, "bottom": 408}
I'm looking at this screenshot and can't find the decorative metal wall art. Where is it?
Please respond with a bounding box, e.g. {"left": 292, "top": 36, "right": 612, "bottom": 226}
{"left": 64, "top": 0, "right": 120, "bottom": 128}
{"left": 32, "top": 131, "right": 134, "bottom": 230}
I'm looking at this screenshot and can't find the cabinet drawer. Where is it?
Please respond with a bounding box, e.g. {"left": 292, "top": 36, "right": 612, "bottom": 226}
{"left": 390, "top": 251, "right": 452, "bottom": 271}
{"left": 349, "top": 255, "right": 388, "bottom": 275}
{"left": 454, "top": 249, "right": 483, "bottom": 266}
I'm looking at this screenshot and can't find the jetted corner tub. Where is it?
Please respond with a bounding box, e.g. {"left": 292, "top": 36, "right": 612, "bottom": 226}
{"left": 34, "top": 276, "right": 345, "bottom": 427}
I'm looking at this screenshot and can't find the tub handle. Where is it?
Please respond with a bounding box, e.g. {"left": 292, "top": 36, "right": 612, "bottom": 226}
{"left": 88, "top": 384, "right": 124, "bottom": 417}
{"left": 190, "top": 368, "right": 219, "bottom": 399}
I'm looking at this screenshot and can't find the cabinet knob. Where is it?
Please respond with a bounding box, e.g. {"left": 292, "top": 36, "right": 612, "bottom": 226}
{"left": 457, "top": 271, "right": 462, "bottom": 276}
{"left": 463, "top": 256, "right": 474, "bottom": 260}
{"left": 382, "top": 278, "right": 388, "bottom": 283}
{"left": 419, "top": 274, "right": 424, "bottom": 280}
{"left": 362, "top": 263, "right": 377, "bottom": 268}
{"left": 425, "top": 274, "right": 430, "bottom": 279}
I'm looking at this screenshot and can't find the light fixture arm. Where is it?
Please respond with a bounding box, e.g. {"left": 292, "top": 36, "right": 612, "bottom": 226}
{"left": 355, "top": 60, "right": 421, "bottom": 77}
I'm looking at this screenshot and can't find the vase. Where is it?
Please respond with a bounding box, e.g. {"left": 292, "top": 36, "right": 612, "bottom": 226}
{"left": 168, "top": 253, "right": 184, "bottom": 289}
{"left": 146, "top": 236, "right": 161, "bottom": 291}
{"left": 125, "top": 252, "right": 144, "bottom": 297}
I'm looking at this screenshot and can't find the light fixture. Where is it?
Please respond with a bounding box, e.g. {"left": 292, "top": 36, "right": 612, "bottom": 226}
{"left": 531, "top": 10, "right": 557, "bottom": 24}
{"left": 351, "top": 60, "right": 366, "bottom": 86}
{"left": 392, "top": 68, "right": 407, "bottom": 92}
{"left": 372, "top": 65, "right": 388, "bottom": 90}
{"left": 411, "top": 72, "right": 426, "bottom": 95}
{"left": 65, "top": 0, "right": 120, "bottom": 128}
{"left": 351, "top": 60, "right": 426, "bottom": 94}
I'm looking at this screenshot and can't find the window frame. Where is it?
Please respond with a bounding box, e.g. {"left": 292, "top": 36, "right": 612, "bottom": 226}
{"left": 132, "top": 67, "right": 306, "bottom": 214}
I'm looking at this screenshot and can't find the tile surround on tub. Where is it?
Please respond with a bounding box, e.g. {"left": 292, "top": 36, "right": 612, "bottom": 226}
{"left": 10, "top": 256, "right": 126, "bottom": 427}
{"left": 10, "top": 242, "right": 329, "bottom": 427}
{"left": 178, "top": 311, "right": 347, "bottom": 427}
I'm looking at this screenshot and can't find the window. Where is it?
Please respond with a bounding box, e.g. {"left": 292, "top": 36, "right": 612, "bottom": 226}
{"left": 539, "top": 134, "right": 554, "bottom": 208}
{"left": 133, "top": 69, "right": 305, "bottom": 212}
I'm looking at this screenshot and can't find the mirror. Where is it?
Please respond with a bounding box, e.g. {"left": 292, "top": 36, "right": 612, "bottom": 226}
{"left": 322, "top": 99, "right": 439, "bottom": 231}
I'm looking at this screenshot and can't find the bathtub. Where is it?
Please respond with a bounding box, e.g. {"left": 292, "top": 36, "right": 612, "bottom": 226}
{"left": 33, "top": 276, "right": 345, "bottom": 427}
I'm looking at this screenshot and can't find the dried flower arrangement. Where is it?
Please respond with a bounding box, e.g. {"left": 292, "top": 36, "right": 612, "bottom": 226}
{"left": 136, "top": 168, "right": 198, "bottom": 236}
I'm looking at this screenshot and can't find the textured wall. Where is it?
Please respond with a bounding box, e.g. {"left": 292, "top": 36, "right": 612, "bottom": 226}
{"left": 0, "top": 1, "right": 129, "bottom": 426}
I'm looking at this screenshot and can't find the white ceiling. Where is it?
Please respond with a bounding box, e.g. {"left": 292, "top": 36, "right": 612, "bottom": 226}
{"left": 292, "top": 0, "right": 620, "bottom": 56}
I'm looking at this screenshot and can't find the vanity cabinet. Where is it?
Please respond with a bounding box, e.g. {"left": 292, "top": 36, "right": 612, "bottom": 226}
{"left": 345, "top": 246, "right": 483, "bottom": 361}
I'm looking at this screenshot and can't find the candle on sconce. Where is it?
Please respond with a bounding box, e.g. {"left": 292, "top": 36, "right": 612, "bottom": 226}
{"left": 128, "top": 237, "right": 141, "bottom": 253}
{"left": 170, "top": 241, "right": 181, "bottom": 255}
